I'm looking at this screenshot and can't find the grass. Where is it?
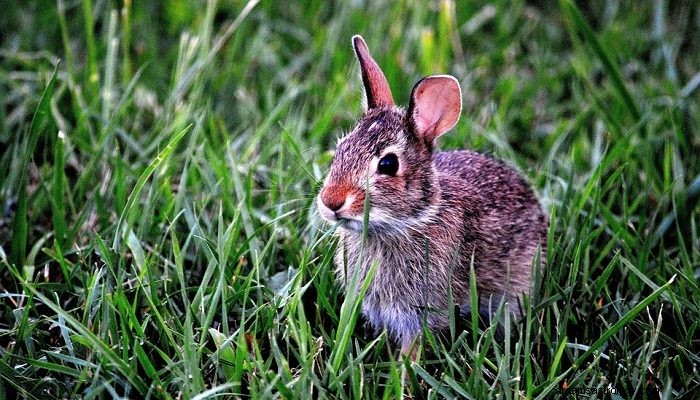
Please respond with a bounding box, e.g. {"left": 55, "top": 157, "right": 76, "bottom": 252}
{"left": 0, "top": 0, "right": 698, "bottom": 398}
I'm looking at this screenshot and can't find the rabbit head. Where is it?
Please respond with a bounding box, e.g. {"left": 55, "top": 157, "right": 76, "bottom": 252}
{"left": 317, "top": 36, "right": 462, "bottom": 233}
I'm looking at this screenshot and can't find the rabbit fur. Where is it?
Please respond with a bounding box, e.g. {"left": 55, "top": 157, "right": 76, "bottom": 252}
{"left": 316, "top": 35, "right": 548, "bottom": 355}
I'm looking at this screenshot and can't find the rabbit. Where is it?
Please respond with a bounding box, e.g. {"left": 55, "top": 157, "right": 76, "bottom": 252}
{"left": 316, "top": 35, "right": 548, "bottom": 357}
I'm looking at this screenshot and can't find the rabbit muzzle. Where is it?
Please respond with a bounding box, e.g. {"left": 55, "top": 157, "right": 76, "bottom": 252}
{"left": 317, "top": 183, "right": 365, "bottom": 223}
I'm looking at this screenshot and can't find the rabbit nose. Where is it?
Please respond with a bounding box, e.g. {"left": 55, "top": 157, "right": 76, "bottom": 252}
{"left": 320, "top": 186, "right": 348, "bottom": 212}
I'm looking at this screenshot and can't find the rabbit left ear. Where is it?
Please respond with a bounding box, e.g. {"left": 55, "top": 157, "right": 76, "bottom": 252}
{"left": 408, "top": 75, "right": 462, "bottom": 143}
{"left": 352, "top": 35, "right": 394, "bottom": 109}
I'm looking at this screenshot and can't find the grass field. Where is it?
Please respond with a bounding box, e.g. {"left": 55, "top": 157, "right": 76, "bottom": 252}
{"left": 1, "top": 0, "right": 698, "bottom": 398}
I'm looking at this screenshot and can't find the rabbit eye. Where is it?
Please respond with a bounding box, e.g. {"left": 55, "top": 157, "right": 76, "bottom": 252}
{"left": 377, "top": 153, "right": 399, "bottom": 176}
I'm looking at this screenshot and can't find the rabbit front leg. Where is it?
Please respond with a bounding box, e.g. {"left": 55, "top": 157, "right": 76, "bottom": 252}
{"left": 361, "top": 294, "right": 424, "bottom": 360}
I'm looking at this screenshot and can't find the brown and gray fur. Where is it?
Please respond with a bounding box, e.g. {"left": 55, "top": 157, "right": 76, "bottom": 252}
{"left": 316, "top": 35, "right": 548, "bottom": 355}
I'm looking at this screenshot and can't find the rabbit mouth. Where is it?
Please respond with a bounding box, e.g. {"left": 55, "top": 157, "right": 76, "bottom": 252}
{"left": 318, "top": 214, "right": 370, "bottom": 232}
{"left": 337, "top": 217, "right": 413, "bottom": 235}
{"left": 315, "top": 199, "right": 364, "bottom": 229}
{"left": 338, "top": 218, "right": 365, "bottom": 231}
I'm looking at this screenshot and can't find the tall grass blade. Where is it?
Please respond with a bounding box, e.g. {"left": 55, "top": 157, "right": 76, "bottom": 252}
{"left": 112, "top": 124, "right": 190, "bottom": 249}
{"left": 11, "top": 66, "right": 57, "bottom": 268}
{"left": 560, "top": 0, "right": 641, "bottom": 121}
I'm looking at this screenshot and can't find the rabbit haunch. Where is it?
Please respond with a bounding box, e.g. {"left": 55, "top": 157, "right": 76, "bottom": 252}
{"left": 317, "top": 35, "right": 548, "bottom": 354}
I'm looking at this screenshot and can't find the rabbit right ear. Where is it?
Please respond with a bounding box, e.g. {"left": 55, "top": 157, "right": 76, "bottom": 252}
{"left": 408, "top": 75, "right": 462, "bottom": 143}
{"left": 352, "top": 35, "right": 394, "bottom": 109}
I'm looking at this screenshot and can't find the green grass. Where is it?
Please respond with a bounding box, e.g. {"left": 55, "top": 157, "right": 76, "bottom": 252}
{"left": 1, "top": 0, "right": 698, "bottom": 398}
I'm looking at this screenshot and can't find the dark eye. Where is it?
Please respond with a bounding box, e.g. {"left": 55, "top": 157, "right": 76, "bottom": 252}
{"left": 377, "top": 153, "right": 399, "bottom": 176}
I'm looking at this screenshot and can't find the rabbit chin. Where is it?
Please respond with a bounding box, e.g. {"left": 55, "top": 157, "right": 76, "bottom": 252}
{"left": 321, "top": 215, "right": 381, "bottom": 233}
{"left": 338, "top": 216, "right": 416, "bottom": 236}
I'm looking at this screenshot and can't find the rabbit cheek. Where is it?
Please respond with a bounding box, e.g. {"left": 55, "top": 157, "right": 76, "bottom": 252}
{"left": 373, "top": 175, "right": 405, "bottom": 198}
{"left": 368, "top": 177, "right": 407, "bottom": 218}
{"left": 346, "top": 191, "right": 366, "bottom": 216}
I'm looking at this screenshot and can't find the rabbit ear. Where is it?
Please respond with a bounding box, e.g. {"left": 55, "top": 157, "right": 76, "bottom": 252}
{"left": 352, "top": 35, "right": 394, "bottom": 108}
{"left": 408, "top": 75, "right": 462, "bottom": 142}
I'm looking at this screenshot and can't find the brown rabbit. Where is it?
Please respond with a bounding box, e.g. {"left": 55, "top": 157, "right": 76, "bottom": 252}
{"left": 317, "top": 35, "right": 548, "bottom": 356}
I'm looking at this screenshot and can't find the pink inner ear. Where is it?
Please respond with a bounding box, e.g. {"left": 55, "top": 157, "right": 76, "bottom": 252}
{"left": 411, "top": 76, "right": 462, "bottom": 141}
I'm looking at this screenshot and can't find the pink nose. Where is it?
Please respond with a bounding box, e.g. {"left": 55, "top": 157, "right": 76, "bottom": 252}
{"left": 320, "top": 185, "right": 350, "bottom": 211}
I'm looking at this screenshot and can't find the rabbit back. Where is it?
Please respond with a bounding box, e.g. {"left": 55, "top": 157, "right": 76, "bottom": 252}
{"left": 434, "top": 150, "right": 547, "bottom": 307}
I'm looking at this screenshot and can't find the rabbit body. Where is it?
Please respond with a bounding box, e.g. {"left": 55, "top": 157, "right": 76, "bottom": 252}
{"left": 317, "top": 36, "right": 548, "bottom": 353}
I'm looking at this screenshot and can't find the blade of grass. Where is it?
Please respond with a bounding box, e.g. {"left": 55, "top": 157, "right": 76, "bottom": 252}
{"left": 52, "top": 130, "right": 67, "bottom": 247}
{"left": 560, "top": 0, "right": 641, "bottom": 121}
{"left": 328, "top": 258, "right": 379, "bottom": 381}
{"left": 82, "top": 0, "right": 99, "bottom": 96}
{"left": 112, "top": 124, "right": 190, "bottom": 249}
{"left": 535, "top": 275, "right": 675, "bottom": 399}
{"left": 120, "top": 0, "right": 133, "bottom": 84}
{"left": 11, "top": 66, "right": 57, "bottom": 268}
{"left": 26, "top": 289, "right": 148, "bottom": 393}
